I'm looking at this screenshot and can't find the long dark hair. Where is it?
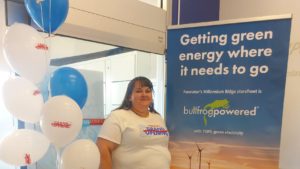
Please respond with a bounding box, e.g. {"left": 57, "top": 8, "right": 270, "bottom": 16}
{"left": 114, "top": 76, "right": 158, "bottom": 113}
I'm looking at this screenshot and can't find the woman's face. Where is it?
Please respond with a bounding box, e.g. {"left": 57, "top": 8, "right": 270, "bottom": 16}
{"left": 130, "top": 81, "right": 153, "bottom": 109}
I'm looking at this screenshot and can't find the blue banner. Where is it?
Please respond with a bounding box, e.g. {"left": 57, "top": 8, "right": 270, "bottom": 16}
{"left": 172, "top": 0, "right": 219, "bottom": 25}
{"left": 166, "top": 16, "right": 291, "bottom": 169}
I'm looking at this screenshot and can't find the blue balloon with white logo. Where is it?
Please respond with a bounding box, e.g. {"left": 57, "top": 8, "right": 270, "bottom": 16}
{"left": 24, "top": 0, "right": 69, "bottom": 33}
{"left": 50, "top": 67, "right": 88, "bottom": 109}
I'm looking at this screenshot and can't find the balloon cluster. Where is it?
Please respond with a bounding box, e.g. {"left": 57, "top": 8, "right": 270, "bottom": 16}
{"left": 0, "top": 0, "right": 100, "bottom": 168}
{"left": 25, "top": 0, "right": 69, "bottom": 33}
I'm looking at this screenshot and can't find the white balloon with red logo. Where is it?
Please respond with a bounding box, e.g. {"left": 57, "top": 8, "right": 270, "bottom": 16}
{"left": 2, "top": 23, "right": 49, "bottom": 84}
{"left": 40, "top": 96, "right": 83, "bottom": 148}
{"left": 61, "top": 139, "right": 100, "bottom": 169}
{"left": 0, "top": 129, "right": 50, "bottom": 166}
{"left": 1, "top": 77, "right": 43, "bottom": 123}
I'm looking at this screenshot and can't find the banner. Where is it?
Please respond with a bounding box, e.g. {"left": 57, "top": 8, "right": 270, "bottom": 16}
{"left": 166, "top": 15, "right": 291, "bottom": 169}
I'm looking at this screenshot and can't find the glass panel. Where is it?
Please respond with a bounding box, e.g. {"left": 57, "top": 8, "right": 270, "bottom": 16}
{"left": 26, "top": 34, "right": 165, "bottom": 169}
{"left": 3, "top": 1, "right": 166, "bottom": 169}
{"left": 48, "top": 36, "right": 166, "bottom": 118}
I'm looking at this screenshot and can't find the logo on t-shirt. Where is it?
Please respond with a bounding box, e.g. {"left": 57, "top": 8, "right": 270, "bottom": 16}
{"left": 141, "top": 125, "right": 169, "bottom": 136}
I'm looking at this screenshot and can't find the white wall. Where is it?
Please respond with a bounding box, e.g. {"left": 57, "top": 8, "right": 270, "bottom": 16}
{"left": 220, "top": 1, "right": 300, "bottom": 169}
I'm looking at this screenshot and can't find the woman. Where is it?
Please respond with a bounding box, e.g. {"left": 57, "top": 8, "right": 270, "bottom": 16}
{"left": 97, "top": 76, "right": 171, "bottom": 169}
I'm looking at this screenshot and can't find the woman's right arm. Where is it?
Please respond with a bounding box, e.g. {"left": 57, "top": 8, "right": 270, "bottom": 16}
{"left": 97, "top": 137, "right": 118, "bottom": 169}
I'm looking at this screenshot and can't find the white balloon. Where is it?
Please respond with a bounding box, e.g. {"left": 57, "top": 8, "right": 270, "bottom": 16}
{"left": 0, "top": 46, "right": 10, "bottom": 72}
{"left": 0, "top": 129, "right": 50, "bottom": 166}
{"left": 61, "top": 139, "right": 100, "bottom": 169}
{"left": 3, "top": 23, "right": 49, "bottom": 83}
{"left": 2, "top": 77, "right": 44, "bottom": 123}
{"left": 40, "top": 96, "right": 83, "bottom": 148}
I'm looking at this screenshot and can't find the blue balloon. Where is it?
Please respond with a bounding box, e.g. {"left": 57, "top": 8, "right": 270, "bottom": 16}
{"left": 24, "top": 0, "right": 69, "bottom": 33}
{"left": 50, "top": 67, "right": 88, "bottom": 109}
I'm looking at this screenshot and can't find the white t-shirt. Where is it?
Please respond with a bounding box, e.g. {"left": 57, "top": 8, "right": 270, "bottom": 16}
{"left": 98, "top": 109, "right": 171, "bottom": 169}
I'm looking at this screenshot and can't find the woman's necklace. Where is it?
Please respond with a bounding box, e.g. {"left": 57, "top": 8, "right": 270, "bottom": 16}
{"left": 131, "top": 107, "right": 149, "bottom": 117}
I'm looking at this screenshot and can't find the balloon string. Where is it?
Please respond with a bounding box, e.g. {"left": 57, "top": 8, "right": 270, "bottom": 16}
{"left": 45, "top": 38, "right": 50, "bottom": 83}
{"left": 49, "top": 0, "right": 52, "bottom": 37}
{"left": 39, "top": 2, "right": 45, "bottom": 33}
